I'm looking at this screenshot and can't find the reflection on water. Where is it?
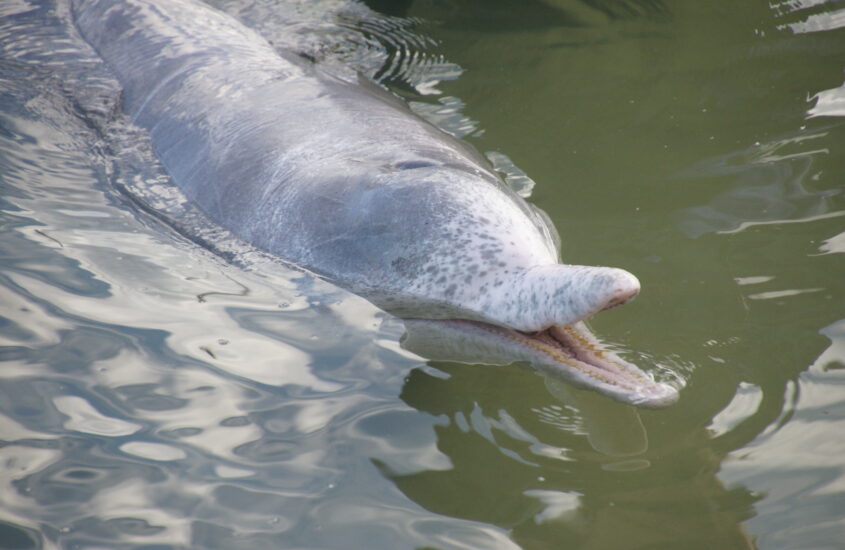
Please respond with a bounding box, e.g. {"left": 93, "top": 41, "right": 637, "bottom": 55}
{"left": 675, "top": 130, "right": 837, "bottom": 237}
{"left": 1, "top": 0, "right": 844, "bottom": 548}
{"left": 395, "top": 362, "right": 759, "bottom": 548}
{"left": 810, "top": 80, "right": 845, "bottom": 118}
{"left": 775, "top": 0, "right": 845, "bottom": 35}
{"left": 544, "top": 378, "right": 649, "bottom": 461}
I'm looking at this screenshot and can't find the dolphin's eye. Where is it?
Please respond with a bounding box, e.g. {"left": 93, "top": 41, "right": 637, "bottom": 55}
{"left": 394, "top": 160, "right": 436, "bottom": 170}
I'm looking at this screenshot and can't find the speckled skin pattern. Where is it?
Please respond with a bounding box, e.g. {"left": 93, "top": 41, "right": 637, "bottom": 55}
{"left": 72, "top": 0, "right": 640, "bottom": 332}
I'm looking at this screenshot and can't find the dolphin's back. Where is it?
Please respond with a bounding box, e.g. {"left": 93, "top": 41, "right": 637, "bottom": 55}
{"left": 72, "top": 0, "right": 531, "bottom": 254}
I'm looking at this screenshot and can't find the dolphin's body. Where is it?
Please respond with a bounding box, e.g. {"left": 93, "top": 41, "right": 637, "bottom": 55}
{"left": 72, "top": 0, "right": 678, "bottom": 407}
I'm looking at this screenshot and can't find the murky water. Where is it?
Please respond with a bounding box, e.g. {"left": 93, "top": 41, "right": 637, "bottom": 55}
{"left": 1, "top": 0, "right": 844, "bottom": 548}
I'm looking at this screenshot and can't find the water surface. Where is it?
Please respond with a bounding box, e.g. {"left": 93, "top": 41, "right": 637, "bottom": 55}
{"left": 1, "top": 0, "right": 844, "bottom": 548}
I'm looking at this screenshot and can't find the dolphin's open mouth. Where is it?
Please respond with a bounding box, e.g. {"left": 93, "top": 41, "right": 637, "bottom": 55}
{"left": 400, "top": 318, "right": 679, "bottom": 408}
{"left": 488, "top": 321, "right": 679, "bottom": 408}
{"left": 519, "top": 324, "right": 666, "bottom": 386}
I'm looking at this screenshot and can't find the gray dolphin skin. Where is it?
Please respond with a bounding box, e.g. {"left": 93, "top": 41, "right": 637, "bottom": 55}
{"left": 71, "top": 0, "right": 679, "bottom": 407}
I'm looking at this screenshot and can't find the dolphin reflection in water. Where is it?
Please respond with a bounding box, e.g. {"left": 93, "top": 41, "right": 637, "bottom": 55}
{"left": 72, "top": 0, "right": 680, "bottom": 408}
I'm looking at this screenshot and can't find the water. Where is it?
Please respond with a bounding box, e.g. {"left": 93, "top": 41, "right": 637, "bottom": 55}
{"left": 1, "top": 0, "right": 843, "bottom": 548}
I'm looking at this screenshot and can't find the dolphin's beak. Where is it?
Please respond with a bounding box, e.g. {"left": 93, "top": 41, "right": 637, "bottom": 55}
{"left": 398, "top": 263, "right": 679, "bottom": 408}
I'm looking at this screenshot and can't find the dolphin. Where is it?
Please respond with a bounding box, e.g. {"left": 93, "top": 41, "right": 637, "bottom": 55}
{"left": 71, "top": 0, "right": 679, "bottom": 407}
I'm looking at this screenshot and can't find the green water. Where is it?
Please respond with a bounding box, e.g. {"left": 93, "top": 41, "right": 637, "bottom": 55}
{"left": 381, "top": 0, "right": 845, "bottom": 547}
{"left": 0, "top": 0, "right": 843, "bottom": 548}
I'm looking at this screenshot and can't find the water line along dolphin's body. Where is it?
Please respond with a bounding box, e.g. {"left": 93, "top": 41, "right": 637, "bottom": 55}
{"left": 71, "top": 0, "right": 678, "bottom": 407}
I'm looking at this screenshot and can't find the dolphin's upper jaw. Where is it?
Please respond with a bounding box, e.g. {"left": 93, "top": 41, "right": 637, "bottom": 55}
{"left": 489, "top": 264, "right": 643, "bottom": 332}
{"left": 598, "top": 280, "right": 640, "bottom": 312}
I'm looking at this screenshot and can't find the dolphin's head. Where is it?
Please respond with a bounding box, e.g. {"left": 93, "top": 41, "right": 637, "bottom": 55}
{"left": 332, "top": 169, "right": 679, "bottom": 408}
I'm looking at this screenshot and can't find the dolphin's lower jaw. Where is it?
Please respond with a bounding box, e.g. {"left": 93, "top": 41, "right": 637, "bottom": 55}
{"left": 400, "top": 319, "right": 680, "bottom": 409}
{"left": 509, "top": 323, "right": 679, "bottom": 408}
